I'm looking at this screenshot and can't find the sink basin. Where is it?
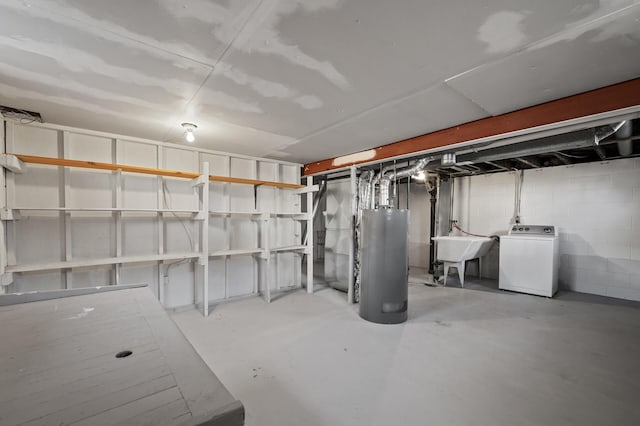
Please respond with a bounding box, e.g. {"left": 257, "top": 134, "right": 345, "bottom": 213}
{"left": 432, "top": 236, "right": 494, "bottom": 286}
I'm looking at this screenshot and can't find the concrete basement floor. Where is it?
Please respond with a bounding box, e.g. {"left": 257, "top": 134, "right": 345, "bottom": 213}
{"left": 171, "top": 276, "right": 640, "bottom": 426}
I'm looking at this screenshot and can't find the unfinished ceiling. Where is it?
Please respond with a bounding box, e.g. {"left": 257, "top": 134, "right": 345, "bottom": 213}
{"left": 0, "top": 0, "right": 639, "bottom": 162}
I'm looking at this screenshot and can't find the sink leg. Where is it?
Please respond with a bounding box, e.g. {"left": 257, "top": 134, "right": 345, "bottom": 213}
{"left": 457, "top": 262, "right": 465, "bottom": 287}
{"left": 443, "top": 264, "right": 450, "bottom": 286}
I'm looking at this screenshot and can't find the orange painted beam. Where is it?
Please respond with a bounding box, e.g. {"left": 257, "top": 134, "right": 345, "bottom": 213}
{"left": 13, "top": 154, "right": 304, "bottom": 189}
{"left": 304, "top": 78, "right": 640, "bottom": 175}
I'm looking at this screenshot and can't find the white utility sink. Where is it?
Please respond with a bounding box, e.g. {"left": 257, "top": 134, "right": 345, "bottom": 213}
{"left": 432, "top": 236, "right": 494, "bottom": 287}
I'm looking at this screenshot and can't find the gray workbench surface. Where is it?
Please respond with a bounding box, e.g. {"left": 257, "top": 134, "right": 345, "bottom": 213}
{"left": 0, "top": 287, "right": 244, "bottom": 426}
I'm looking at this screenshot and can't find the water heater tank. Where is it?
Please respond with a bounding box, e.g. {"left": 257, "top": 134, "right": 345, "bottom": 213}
{"left": 359, "top": 208, "right": 409, "bottom": 324}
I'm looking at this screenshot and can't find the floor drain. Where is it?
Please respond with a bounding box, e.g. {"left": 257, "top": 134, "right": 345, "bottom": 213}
{"left": 115, "top": 350, "right": 133, "bottom": 358}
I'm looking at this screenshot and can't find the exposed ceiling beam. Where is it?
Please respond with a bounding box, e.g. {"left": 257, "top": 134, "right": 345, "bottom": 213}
{"left": 514, "top": 157, "right": 541, "bottom": 168}
{"left": 304, "top": 78, "right": 640, "bottom": 175}
{"left": 484, "top": 161, "right": 509, "bottom": 171}
{"left": 594, "top": 146, "right": 608, "bottom": 160}
{"left": 552, "top": 153, "right": 571, "bottom": 165}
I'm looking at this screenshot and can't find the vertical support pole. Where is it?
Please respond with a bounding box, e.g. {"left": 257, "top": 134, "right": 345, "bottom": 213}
{"left": 274, "top": 166, "right": 280, "bottom": 292}
{"left": 200, "top": 161, "right": 210, "bottom": 316}
{"left": 264, "top": 214, "right": 271, "bottom": 303}
{"left": 224, "top": 156, "right": 230, "bottom": 300}
{"left": 192, "top": 151, "right": 200, "bottom": 257}
{"left": 0, "top": 120, "right": 9, "bottom": 292}
{"left": 156, "top": 146, "right": 165, "bottom": 305}
{"left": 112, "top": 139, "right": 122, "bottom": 286}
{"left": 253, "top": 161, "right": 259, "bottom": 295}
{"left": 348, "top": 166, "right": 356, "bottom": 303}
{"left": 306, "top": 176, "right": 315, "bottom": 294}
{"left": 60, "top": 131, "right": 73, "bottom": 289}
{"left": 4, "top": 121, "right": 16, "bottom": 270}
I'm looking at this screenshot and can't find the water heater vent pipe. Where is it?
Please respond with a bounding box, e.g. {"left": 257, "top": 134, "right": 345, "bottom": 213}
{"left": 378, "top": 157, "right": 431, "bottom": 207}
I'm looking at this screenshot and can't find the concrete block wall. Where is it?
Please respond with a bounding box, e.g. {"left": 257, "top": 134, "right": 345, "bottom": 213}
{"left": 449, "top": 157, "right": 640, "bottom": 301}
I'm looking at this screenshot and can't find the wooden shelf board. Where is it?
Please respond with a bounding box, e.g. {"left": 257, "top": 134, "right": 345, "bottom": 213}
{"left": 12, "top": 154, "right": 303, "bottom": 189}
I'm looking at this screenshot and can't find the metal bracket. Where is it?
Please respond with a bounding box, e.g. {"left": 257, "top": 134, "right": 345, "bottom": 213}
{"left": 0, "top": 207, "right": 20, "bottom": 221}
{"left": 294, "top": 184, "right": 319, "bottom": 194}
{"left": 0, "top": 273, "right": 14, "bottom": 286}
{"left": 191, "top": 174, "right": 208, "bottom": 187}
{"left": 0, "top": 154, "right": 24, "bottom": 173}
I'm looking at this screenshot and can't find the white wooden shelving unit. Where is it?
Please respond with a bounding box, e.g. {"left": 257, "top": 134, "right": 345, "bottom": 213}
{"left": 0, "top": 121, "right": 316, "bottom": 316}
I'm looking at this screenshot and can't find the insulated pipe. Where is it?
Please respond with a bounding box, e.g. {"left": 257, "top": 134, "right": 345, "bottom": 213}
{"left": 378, "top": 158, "right": 431, "bottom": 207}
{"left": 616, "top": 120, "right": 633, "bottom": 157}
{"left": 370, "top": 163, "right": 395, "bottom": 207}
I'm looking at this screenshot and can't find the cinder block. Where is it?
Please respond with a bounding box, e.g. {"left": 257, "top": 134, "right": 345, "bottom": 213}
{"left": 607, "top": 258, "right": 640, "bottom": 275}
{"left": 566, "top": 254, "right": 608, "bottom": 271}
{"left": 606, "top": 286, "right": 640, "bottom": 301}
{"left": 611, "top": 171, "right": 640, "bottom": 188}
{"left": 627, "top": 274, "right": 640, "bottom": 290}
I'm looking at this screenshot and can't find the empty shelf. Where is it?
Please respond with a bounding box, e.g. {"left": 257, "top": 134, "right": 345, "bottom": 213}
{"left": 209, "top": 249, "right": 263, "bottom": 257}
{"left": 10, "top": 207, "right": 201, "bottom": 213}
{"left": 6, "top": 253, "right": 201, "bottom": 273}
{"left": 209, "top": 210, "right": 264, "bottom": 216}
{"left": 271, "top": 245, "right": 308, "bottom": 252}
{"left": 270, "top": 212, "right": 310, "bottom": 220}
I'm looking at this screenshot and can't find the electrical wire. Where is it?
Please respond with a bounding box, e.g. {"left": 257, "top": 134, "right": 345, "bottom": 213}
{"left": 161, "top": 180, "right": 195, "bottom": 251}
{"left": 555, "top": 151, "right": 589, "bottom": 159}
{"left": 452, "top": 223, "right": 500, "bottom": 242}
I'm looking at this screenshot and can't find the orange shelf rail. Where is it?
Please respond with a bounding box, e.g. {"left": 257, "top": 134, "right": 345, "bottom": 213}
{"left": 11, "top": 154, "right": 303, "bottom": 189}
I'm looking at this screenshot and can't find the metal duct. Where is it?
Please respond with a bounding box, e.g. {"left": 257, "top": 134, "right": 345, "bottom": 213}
{"left": 353, "top": 170, "right": 374, "bottom": 302}
{"left": 378, "top": 158, "right": 431, "bottom": 207}
{"left": 616, "top": 120, "right": 633, "bottom": 157}
{"left": 595, "top": 121, "right": 626, "bottom": 145}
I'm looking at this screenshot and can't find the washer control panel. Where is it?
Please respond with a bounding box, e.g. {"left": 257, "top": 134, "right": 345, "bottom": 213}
{"left": 509, "top": 225, "right": 556, "bottom": 236}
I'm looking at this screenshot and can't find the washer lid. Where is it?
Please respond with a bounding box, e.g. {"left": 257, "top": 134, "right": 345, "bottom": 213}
{"left": 508, "top": 225, "right": 556, "bottom": 236}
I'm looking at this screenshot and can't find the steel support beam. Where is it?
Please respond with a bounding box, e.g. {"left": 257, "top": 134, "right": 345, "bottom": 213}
{"left": 304, "top": 78, "right": 640, "bottom": 175}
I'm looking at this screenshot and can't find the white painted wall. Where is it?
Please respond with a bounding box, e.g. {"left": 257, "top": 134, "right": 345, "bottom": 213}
{"left": 1, "top": 122, "right": 302, "bottom": 307}
{"left": 447, "top": 158, "right": 640, "bottom": 301}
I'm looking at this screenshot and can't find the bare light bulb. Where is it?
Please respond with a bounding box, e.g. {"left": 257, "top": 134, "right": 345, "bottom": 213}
{"left": 181, "top": 122, "right": 197, "bottom": 143}
{"left": 413, "top": 170, "right": 426, "bottom": 181}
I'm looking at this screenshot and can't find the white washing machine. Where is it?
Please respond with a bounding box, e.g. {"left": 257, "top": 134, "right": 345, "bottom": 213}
{"left": 499, "top": 225, "right": 559, "bottom": 297}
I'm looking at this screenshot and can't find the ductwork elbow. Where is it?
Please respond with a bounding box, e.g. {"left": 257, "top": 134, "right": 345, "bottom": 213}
{"left": 378, "top": 157, "right": 431, "bottom": 207}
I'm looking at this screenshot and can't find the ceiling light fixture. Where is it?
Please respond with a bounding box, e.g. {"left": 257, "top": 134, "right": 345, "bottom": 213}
{"left": 181, "top": 122, "right": 197, "bottom": 143}
{"left": 412, "top": 170, "right": 426, "bottom": 181}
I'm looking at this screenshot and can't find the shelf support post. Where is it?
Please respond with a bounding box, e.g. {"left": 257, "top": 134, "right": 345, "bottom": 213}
{"left": 348, "top": 166, "right": 357, "bottom": 304}
{"left": 198, "top": 161, "right": 210, "bottom": 316}
{"left": 306, "top": 176, "right": 314, "bottom": 294}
